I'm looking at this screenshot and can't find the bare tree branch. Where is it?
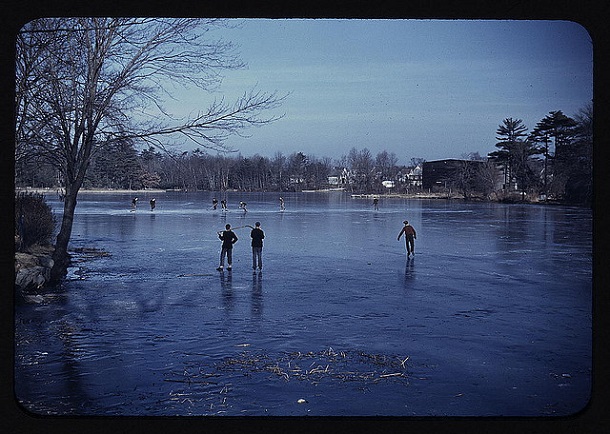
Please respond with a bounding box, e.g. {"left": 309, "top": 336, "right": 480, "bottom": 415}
{"left": 15, "top": 17, "right": 285, "bottom": 282}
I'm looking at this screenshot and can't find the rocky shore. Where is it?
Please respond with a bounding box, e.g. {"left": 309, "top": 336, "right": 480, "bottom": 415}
{"left": 15, "top": 244, "right": 55, "bottom": 293}
{"left": 15, "top": 244, "right": 112, "bottom": 298}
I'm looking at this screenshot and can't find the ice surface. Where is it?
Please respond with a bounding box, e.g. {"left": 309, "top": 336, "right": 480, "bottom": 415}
{"left": 14, "top": 192, "right": 592, "bottom": 416}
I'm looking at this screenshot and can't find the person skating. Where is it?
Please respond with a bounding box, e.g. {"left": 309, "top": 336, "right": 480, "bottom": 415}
{"left": 150, "top": 198, "right": 156, "bottom": 211}
{"left": 217, "top": 224, "right": 238, "bottom": 271}
{"left": 397, "top": 220, "right": 417, "bottom": 257}
{"left": 250, "top": 221, "right": 265, "bottom": 271}
{"left": 212, "top": 197, "right": 218, "bottom": 210}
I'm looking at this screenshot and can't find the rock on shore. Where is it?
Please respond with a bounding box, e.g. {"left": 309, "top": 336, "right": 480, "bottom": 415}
{"left": 15, "top": 245, "right": 55, "bottom": 293}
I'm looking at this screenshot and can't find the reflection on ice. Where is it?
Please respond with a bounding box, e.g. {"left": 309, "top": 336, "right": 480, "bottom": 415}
{"left": 404, "top": 257, "right": 415, "bottom": 281}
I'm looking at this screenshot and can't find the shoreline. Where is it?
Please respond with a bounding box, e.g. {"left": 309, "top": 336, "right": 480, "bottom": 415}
{"left": 16, "top": 187, "right": 167, "bottom": 195}
{"left": 14, "top": 187, "right": 576, "bottom": 205}
{"left": 16, "top": 187, "right": 453, "bottom": 197}
{"left": 14, "top": 187, "right": 476, "bottom": 200}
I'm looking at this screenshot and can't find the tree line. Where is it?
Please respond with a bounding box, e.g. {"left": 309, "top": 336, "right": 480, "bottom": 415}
{"left": 16, "top": 143, "right": 425, "bottom": 193}
{"left": 488, "top": 105, "right": 592, "bottom": 204}
{"left": 422, "top": 105, "right": 592, "bottom": 205}
{"left": 16, "top": 104, "right": 593, "bottom": 205}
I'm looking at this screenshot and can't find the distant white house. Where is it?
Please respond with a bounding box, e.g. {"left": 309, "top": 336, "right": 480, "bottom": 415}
{"left": 328, "top": 168, "right": 349, "bottom": 186}
{"left": 289, "top": 176, "right": 304, "bottom": 185}
{"left": 403, "top": 165, "right": 422, "bottom": 187}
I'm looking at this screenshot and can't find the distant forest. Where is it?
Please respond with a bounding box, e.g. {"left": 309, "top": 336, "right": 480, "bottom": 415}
{"left": 16, "top": 106, "right": 592, "bottom": 204}
{"left": 16, "top": 144, "right": 422, "bottom": 193}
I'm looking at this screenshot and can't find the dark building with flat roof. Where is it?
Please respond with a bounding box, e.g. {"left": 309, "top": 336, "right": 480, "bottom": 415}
{"left": 422, "top": 159, "right": 486, "bottom": 190}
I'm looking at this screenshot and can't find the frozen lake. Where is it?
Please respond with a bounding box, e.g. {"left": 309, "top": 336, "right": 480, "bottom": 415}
{"left": 14, "top": 192, "right": 592, "bottom": 416}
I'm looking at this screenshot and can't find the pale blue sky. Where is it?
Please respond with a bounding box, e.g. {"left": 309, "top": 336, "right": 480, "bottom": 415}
{"left": 169, "top": 19, "right": 593, "bottom": 164}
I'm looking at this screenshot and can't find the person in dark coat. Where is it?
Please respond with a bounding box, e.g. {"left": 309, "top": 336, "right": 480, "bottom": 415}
{"left": 250, "top": 222, "right": 265, "bottom": 271}
{"left": 217, "top": 224, "right": 238, "bottom": 271}
{"left": 397, "top": 220, "right": 417, "bottom": 257}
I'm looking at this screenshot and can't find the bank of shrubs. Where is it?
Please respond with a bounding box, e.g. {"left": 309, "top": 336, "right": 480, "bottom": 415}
{"left": 15, "top": 192, "right": 55, "bottom": 251}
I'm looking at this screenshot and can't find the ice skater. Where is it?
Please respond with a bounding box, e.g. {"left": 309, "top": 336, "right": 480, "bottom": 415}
{"left": 239, "top": 201, "right": 248, "bottom": 213}
{"left": 397, "top": 220, "right": 417, "bottom": 257}
{"left": 250, "top": 221, "right": 265, "bottom": 272}
{"left": 221, "top": 199, "right": 227, "bottom": 212}
{"left": 212, "top": 197, "right": 218, "bottom": 210}
{"left": 149, "top": 198, "right": 156, "bottom": 211}
{"left": 131, "top": 197, "right": 138, "bottom": 211}
{"left": 279, "top": 197, "right": 285, "bottom": 212}
{"left": 217, "top": 224, "right": 238, "bottom": 271}
{"left": 373, "top": 197, "right": 379, "bottom": 210}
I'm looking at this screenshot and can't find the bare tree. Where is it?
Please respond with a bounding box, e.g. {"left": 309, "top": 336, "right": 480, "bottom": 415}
{"left": 16, "top": 18, "right": 284, "bottom": 283}
{"left": 271, "top": 152, "right": 287, "bottom": 191}
{"left": 451, "top": 160, "right": 477, "bottom": 199}
{"left": 375, "top": 150, "right": 398, "bottom": 179}
{"left": 287, "top": 152, "right": 308, "bottom": 190}
{"left": 475, "top": 160, "right": 500, "bottom": 199}
{"left": 346, "top": 147, "right": 375, "bottom": 193}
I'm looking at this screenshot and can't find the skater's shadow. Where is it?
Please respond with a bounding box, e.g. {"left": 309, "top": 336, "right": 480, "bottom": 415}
{"left": 251, "top": 272, "right": 263, "bottom": 320}
{"left": 404, "top": 257, "right": 415, "bottom": 283}
{"left": 219, "top": 271, "right": 233, "bottom": 311}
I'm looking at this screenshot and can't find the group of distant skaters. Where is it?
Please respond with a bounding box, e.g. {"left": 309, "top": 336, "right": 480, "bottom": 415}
{"left": 211, "top": 197, "right": 285, "bottom": 213}
{"left": 130, "top": 197, "right": 155, "bottom": 211}
{"left": 130, "top": 196, "right": 286, "bottom": 214}
{"left": 129, "top": 195, "right": 417, "bottom": 271}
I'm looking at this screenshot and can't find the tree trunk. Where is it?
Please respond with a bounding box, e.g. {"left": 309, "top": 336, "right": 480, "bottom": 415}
{"left": 50, "top": 185, "right": 79, "bottom": 284}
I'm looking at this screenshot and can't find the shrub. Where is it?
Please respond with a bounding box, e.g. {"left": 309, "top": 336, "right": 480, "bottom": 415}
{"left": 15, "top": 192, "right": 56, "bottom": 251}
